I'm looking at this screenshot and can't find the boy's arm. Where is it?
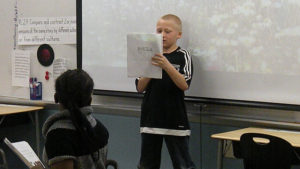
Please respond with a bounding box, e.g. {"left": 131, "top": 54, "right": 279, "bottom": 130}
{"left": 51, "top": 160, "right": 73, "bottom": 169}
{"left": 30, "top": 162, "right": 46, "bottom": 169}
{"left": 30, "top": 160, "right": 73, "bottom": 169}
{"left": 136, "top": 77, "right": 151, "bottom": 93}
{"left": 152, "top": 53, "right": 188, "bottom": 91}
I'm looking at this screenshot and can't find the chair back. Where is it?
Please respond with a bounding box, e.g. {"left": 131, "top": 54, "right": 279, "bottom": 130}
{"left": 240, "top": 133, "right": 295, "bottom": 169}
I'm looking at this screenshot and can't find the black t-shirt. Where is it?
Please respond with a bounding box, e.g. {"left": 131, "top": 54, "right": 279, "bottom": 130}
{"left": 136, "top": 47, "right": 193, "bottom": 136}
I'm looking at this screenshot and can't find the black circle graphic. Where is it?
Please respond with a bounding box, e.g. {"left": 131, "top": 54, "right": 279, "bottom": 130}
{"left": 37, "top": 44, "right": 54, "bottom": 67}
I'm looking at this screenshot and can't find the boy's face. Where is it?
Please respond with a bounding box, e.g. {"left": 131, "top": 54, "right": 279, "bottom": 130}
{"left": 156, "top": 19, "right": 182, "bottom": 51}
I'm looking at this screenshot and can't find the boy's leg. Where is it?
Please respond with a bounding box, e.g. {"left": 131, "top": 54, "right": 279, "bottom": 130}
{"left": 164, "top": 135, "right": 196, "bottom": 169}
{"left": 138, "top": 133, "right": 163, "bottom": 169}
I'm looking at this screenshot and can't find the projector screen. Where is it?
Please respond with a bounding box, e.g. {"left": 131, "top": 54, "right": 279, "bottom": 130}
{"left": 82, "top": 0, "right": 300, "bottom": 105}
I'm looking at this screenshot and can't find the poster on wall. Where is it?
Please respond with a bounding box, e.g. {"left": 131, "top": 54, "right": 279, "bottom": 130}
{"left": 17, "top": 16, "right": 76, "bottom": 45}
{"left": 11, "top": 50, "right": 30, "bottom": 87}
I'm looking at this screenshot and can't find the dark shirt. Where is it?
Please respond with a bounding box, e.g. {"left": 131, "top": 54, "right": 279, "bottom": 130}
{"left": 42, "top": 106, "right": 109, "bottom": 169}
{"left": 136, "top": 47, "right": 193, "bottom": 136}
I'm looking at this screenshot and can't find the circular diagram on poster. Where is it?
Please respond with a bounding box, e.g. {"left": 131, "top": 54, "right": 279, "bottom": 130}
{"left": 37, "top": 44, "right": 54, "bottom": 66}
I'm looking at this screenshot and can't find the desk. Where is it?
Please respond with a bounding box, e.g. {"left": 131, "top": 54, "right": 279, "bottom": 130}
{"left": 0, "top": 104, "right": 43, "bottom": 157}
{"left": 211, "top": 127, "right": 300, "bottom": 169}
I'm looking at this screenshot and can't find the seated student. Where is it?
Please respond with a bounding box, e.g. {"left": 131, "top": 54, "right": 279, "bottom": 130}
{"left": 32, "top": 69, "right": 109, "bottom": 169}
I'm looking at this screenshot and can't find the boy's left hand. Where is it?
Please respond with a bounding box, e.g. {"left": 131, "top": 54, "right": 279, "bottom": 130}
{"left": 152, "top": 53, "right": 171, "bottom": 70}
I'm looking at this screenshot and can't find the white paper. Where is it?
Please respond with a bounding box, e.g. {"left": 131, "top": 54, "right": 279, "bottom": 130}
{"left": 12, "top": 50, "right": 30, "bottom": 87}
{"left": 127, "top": 33, "right": 162, "bottom": 79}
{"left": 4, "top": 138, "right": 44, "bottom": 168}
{"left": 18, "top": 16, "right": 76, "bottom": 45}
{"left": 53, "top": 58, "right": 68, "bottom": 79}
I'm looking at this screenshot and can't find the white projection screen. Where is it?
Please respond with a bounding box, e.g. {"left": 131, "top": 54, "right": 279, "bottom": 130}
{"left": 82, "top": 0, "right": 300, "bottom": 105}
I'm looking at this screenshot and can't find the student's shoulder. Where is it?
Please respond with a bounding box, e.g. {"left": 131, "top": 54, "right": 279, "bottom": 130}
{"left": 175, "top": 47, "right": 190, "bottom": 56}
{"left": 176, "top": 46, "right": 187, "bottom": 52}
{"left": 174, "top": 47, "right": 192, "bottom": 62}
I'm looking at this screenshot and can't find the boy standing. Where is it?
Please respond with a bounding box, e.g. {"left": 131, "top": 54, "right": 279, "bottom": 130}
{"left": 135, "top": 14, "right": 195, "bottom": 169}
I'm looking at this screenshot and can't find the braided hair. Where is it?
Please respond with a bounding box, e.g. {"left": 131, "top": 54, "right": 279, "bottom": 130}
{"left": 54, "top": 69, "right": 97, "bottom": 155}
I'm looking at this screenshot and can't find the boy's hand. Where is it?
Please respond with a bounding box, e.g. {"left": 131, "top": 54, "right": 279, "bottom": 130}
{"left": 152, "top": 53, "right": 189, "bottom": 91}
{"left": 30, "top": 161, "right": 45, "bottom": 169}
{"left": 152, "top": 53, "right": 172, "bottom": 70}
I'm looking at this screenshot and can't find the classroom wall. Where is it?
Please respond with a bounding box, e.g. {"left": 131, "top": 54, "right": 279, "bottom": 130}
{"left": 0, "top": 0, "right": 76, "bottom": 101}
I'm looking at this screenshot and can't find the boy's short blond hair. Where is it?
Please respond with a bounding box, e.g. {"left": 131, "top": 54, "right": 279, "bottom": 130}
{"left": 161, "top": 14, "right": 182, "bottom": 32}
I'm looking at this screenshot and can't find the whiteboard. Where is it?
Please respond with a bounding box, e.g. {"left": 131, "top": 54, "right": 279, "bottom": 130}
{"left": 82, "top": 0, "right": 300, "bottom": 105}
{"left": 0, "top": 0, "right": 76, "bottom": 101}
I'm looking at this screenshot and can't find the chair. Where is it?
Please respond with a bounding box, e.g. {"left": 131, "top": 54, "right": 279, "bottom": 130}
{"left": 239, "top": 133, "right": 298, "bottom": 169}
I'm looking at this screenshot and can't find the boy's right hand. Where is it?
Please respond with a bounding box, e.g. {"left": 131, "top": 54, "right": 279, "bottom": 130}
{"left": 152, "top": 53, "right": 172, "bottom": 71}
{"left": 30, "top": 161, "right": 45, "bottom": 169}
